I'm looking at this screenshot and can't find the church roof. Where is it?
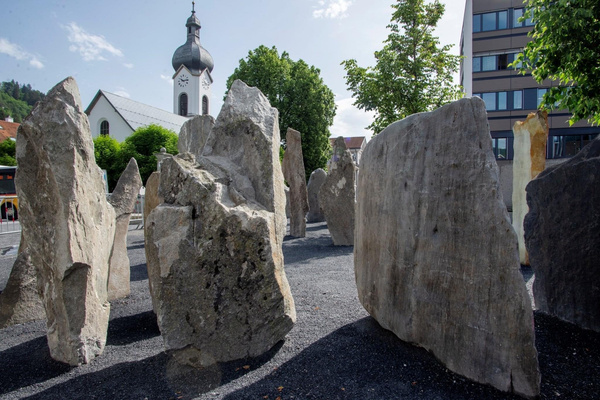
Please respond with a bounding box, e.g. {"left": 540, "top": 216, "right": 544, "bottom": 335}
{"left": 85, "top": 90, "right": 188, "bottom": 133}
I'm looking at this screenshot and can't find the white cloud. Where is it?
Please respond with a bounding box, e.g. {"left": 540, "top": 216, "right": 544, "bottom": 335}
{"left": 0, "top": 38, "right": 44, "bottom": 69}
{"left": 113, "top": 88, "right": 130, "bottom": 98}
{"left": 313, "top": 0, "right": 353, "bottom": 19}
{"left": 123, "top": 63, "right": 134, "bottom": 69}
{"left": 63, "top": 22, "right": 123, "bottom": 61}
{"left": 330, "top": 96, "right": 374, "bottom": 140}
{"left": 160, "top": 74, "right": 173, "bottom": 86}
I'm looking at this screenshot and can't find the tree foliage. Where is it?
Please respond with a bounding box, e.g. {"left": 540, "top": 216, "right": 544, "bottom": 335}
{"left": 342, "top": 0, "right": 462, "bottom": 134}
{"left": 226, "top": 45, "right": 336, "bottom": 179}
{"left": 0, "top": 139, "right": 16, "bottom": 166}
{"left": 0, "top": 80, "right": 46, "bottom": 122}
{"left": 514, "top": 0, "right": 600, "bottom": 125}
{"left": 93, "top": 135, "right": 122, "bottom": 191}
{"left": 120, "top": 124, "right": 178, "bottom": 185}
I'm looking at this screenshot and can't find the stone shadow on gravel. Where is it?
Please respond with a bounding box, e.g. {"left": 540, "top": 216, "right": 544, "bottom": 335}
{"left": 106, "top": 310, "right": 160, "bottom": 346}
{"left": 221, "top": 317, "right": 521, "bottom": 400}
{"left": 0, "top": 336, "right": 73, "bottom": 395}
{"left": 23, "top": 353, "right": 175, "bottom": 400}
{"left": 130, "top": 262, "right": 149, "bottom": 282}
{"left": 283, "top": 235, "right": 353, "bottom": 265}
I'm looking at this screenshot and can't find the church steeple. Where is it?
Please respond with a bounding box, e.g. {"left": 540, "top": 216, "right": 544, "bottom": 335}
{"left": 172, "top": 2, "right": 214, "bottom": 74}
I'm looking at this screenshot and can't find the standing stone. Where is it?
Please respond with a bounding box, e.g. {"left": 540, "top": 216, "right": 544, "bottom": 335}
{"left": 306, "top": 168, "right": 327, "bottom": 223}
{"left": 282, "top": 128, "right": 309, "bottom": 237}
{"left": 512, "top": 111, "right": 549, "bottom": 265}
{"left": 525, "top": 136, "right": 600, "bottom": 332}
{"left": 178, "top": 114, "right": 214, "bottom": 158}
{"left": 107, "top": 158, "right": 143, "bottom": 301}
{"left": 318, "top": 137, "right": 355, "bottom": 245}
{"left": 15, "top": 77, "right": 115, "bottom": 365}
{"left": 355, "top": 97, "right": 540, "bottom": 398}
{"left": 146, "top": 80, "right": 295, "bottom": 367}
{"left": 143, "top": 171, "right": 163, "bottom": 314}
{"left": 0, "top": 235, "right": 45, "bottom": 328}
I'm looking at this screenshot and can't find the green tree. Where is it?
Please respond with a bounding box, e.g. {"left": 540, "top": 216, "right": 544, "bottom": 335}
{"left": 342, "top": 0, "right": 462, "bottom": 134}
{"left": 0, "top": 139, "right": 16, "bottom": 166}
{"left": 120, "top": 124, "right": 178, "bottom": 185}
{"left": 226, "top": 45, "right": 336, "bottom": 179}
{"left": 514, "top": 0, "right": 600, "bottom": 125}
{"left": 93, "top": 135, "right": 122, "bottom": 191}
{"left": 0, "top": 92, "right": 31, "bottom": 122}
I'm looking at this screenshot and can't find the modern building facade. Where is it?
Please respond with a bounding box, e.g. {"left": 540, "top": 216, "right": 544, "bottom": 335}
{"left": 461, "top": 0, "right": 600, "bottom": 162}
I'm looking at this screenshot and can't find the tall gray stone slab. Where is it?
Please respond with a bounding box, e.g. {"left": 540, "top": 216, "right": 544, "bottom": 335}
{"left": 107, "top": 157, "right": 142, "bottom": 301}
{"left": 318, "top": 137, "right": 355, "bottom": 245}
{"left": 0, "top": 235, "right": 45, "bottom": 328}
{"left": 178, "top": 114, "right": 214, "bottom": 158}
{"left": 282, "top": 128, "right": 308, "bottom": 237}
{"left": 15, "top": 77, "right": 115, "bottom": 365}
{"left": 525, "top": 136, "right": 600, "bottom": 332}
{"left": 306, "top": 168, "right": 327, "bottom": 223}
{"left": 143, "top": 171, "right": 163, "bottom": 314}
{"left": 355, "top": 97, "right": 540, "bottom": 399}
{"left": 146, "top": 80, "right": 295, "bottom": 367}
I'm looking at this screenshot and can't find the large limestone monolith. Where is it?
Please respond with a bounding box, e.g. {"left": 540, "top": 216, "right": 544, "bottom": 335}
{"left": 355, "top": 97, "right": 540, "bottom": 399}
{"left": 146, "top": 80, "right": 295, "bottom": 367}
{"left": 178, "top": 114, "right": 214, "bottom": 158}
{"left": 282, "top": 128, "right": 309, "bottom": 237}
{"left": 107, "top": 157, "right": 143, "bottom": 301}
{"left": 318, "top": 137, "right": 355, "bottom": 245}
{"left": 306, "top": 168, "right": 327, "bottom": 223}
{"left": 0, "top": 235, "right": 45, "bottom": 328}
{"left": 143, "top": 171, "right": 163, "bottom": 314}
{"left": 15, "top": 77, "right": 116, "bottom": 365}
{"left": 525, "top": 136, "right": 600, "bottom": 332}
{"left": 512, "top": 111, "right": 549, "bottom": 265}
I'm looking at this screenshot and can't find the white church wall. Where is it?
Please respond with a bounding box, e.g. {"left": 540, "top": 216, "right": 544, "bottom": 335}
{"left": 88, "top": 96, "right": 134, "bottom": 143}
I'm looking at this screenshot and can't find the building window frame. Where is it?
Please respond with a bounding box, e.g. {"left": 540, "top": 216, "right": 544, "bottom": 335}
{"left": 100, "top": 120, "right": 110, "bottom": 136}
{"left": 202, "top": 95, "right": 209, "bottom": 115}
{"left": 473, "top": 10, "right": 509, "bottom": 32}
{"left": 179, "top": 93, "right": 188, "bottom": 116}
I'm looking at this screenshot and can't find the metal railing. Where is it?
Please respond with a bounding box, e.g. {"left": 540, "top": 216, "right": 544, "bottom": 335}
{"left": 0, "top": 196, "right": 20, "bottom": 235}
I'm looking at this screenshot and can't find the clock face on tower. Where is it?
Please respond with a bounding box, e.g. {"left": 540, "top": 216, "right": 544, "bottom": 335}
{"left": 202, "top": 75, "right": 210, "bottom": 90}
{"left": 177, "top": 74, "right": 189, "bottom": 87}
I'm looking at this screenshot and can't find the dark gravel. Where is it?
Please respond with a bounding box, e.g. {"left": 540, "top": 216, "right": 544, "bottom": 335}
{"left": 0, "top": 222, "right": 598, "bottom": 399}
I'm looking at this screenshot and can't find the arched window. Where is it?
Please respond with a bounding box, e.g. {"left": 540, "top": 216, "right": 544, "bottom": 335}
{"left": 179, "top": 93, "right": 188, "bottom": 116}
{"left": 202, "top": 95, "right": 209, "bottom": 115}
{"left": 100, "top": 120, "right": 109, "bottom": 135}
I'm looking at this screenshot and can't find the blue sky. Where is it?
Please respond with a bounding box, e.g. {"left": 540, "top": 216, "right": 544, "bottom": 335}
{"left": 1, "top": 0, "right": 466, "bottom": 140}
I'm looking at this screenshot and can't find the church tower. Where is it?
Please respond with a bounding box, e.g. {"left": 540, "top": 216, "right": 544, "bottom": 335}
{"left": 172, "top": 2, "right": 214, "bottom": 117}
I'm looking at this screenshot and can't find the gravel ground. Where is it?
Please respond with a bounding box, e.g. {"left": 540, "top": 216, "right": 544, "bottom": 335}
{"left": 0, "top": 222, "right": 598, "bottom": 399}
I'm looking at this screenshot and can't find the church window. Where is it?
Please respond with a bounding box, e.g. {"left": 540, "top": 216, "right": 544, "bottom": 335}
{"left": 179, "top": 93, "right": 188, "bottom": 116}
{"left": 202, "top": 96, "right": 209, "bottom": 115}
{"left": 100, "top": 120, "right": 110, "bottom": 135}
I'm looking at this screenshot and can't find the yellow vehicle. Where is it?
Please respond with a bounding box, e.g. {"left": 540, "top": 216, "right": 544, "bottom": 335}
{"left": 0, "top": 166, "right": 18, "bottom": 220}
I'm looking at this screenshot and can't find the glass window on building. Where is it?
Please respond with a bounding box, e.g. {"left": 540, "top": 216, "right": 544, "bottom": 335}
{"left": 482, "top": 56, "right": 496, "bottom": 71}
{"left": 498, "top": 92, "right": 507, "bottom": 110}
{"left": 498, "top": 11, "right": 508, "bottom": 29}
{"left": 513, "top": 90, "right": 523, "bottom": 109}
{"left": 482, "top": 92, "right": 496, "bottom": 111}
{"left": 473, "top": 14, "right": 481, "bottom": 32}
{"left": 513, "top": 8, "right": 524, "bottom": 27}
{"left": 582, "top": 133, "right": 599, "bottom": 148}
{"left": 473, "top": 57, "right": 481, "bottom": 72}
{"left": 497, "top": 54, "right": 509, "bottom": 70}
{"left": 482, "top": 12, "right": 497, "bottom": 31}
{"left": 492, "top": 138, "right": 508, "bottom": 159}
{"left": 100, "top": 120, "right": 109, "bottom": 135}
{"left": 537, "top": 88, "right": 548, "bottom": 107}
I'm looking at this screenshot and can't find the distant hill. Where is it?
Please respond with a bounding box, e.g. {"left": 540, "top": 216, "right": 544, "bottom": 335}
{"left": 0, "top": 80, "right": 46, "bottom": 123}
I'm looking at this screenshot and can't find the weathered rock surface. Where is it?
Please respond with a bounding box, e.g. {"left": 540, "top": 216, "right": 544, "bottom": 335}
{"left": 146, "top": 80, "right": 295, "bottom": 367}
{"left": 512, "top": 111, "right": 549, "bottom": 265}
{"left": 318, "top": 137, "right": 355, "bottom": 245}
{"left": 354, "top": 97, "right": 540, "bottom": 398}
{"left": 525, "top": 136, "right": 600, "bottom": 332}
{"left": 306, "top": 168, "right": 327, "bottom": 223}
{"left": 282, "top": 128, "right": 308, "bottom": 237}
{"left": 15, "top": 77, "right": 115, "bottom": 365}
{"left": 178, "top": 114, "right": 214, "bottom": 158}
{"left": 107, "top": 158, "right": 142, "bottom": 301}
{"left": 0, "top": 235, "right": 45, "bottom": 328}
{"left": 144, "top": 171, "right": 163, "bottom": 314}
